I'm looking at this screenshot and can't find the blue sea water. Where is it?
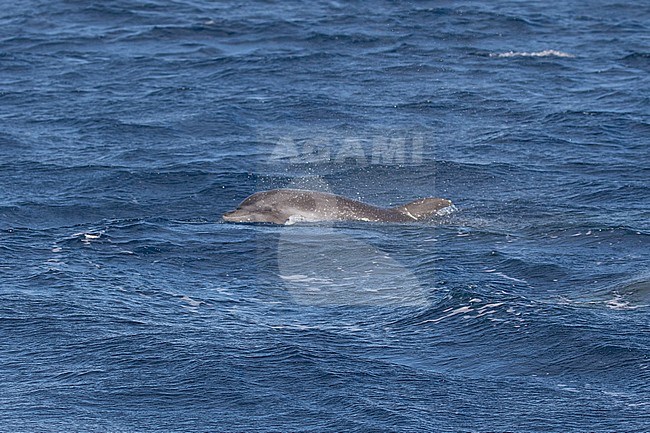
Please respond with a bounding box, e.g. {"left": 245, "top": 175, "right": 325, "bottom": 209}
{"left": 1, "top": 1, "right": 649, "bottom": 432}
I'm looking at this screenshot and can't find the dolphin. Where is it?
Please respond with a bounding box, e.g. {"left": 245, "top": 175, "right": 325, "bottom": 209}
{"left": 222, "top": 189, "right": 453, "bottom": 224}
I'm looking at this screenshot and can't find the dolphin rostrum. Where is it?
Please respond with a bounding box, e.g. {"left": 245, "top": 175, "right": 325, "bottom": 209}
{"left": 223, "top": 189, "right": 453, "bottom": 225}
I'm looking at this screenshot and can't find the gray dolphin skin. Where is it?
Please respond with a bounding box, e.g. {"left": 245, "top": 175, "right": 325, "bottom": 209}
{"left": 223, "top": 189, "right": 453, "bottom": 224}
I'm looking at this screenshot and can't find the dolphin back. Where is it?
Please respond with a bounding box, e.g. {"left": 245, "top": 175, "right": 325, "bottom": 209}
{"left": 393, "top": 198, "right": 453, "bottom": 220}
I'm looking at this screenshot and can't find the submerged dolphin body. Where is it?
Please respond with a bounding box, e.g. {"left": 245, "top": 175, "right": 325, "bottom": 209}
{"left": 223, "top": 189, "right": 453, "bottom": 225}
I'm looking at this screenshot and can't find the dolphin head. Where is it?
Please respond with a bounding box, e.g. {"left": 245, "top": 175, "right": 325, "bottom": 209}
{"left": 222, "top": 206, "right": 289, "bottom": 224}
{"left": 223, "top": 191, "right": 291, "bottom": 224}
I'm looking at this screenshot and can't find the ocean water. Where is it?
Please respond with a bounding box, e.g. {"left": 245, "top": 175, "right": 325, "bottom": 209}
{"left": 1, "top": 1, "right": 649, "bottom": 432}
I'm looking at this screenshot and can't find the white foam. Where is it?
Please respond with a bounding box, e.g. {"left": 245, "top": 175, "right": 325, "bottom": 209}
{"left": 494, "top": 272, "right": 527, "bottom": 284}
{"left": 436, "top": 204, "right": 457, "bottom": 216}
{"left": 72, "top": 231, "right": 104, "bottom": 245}
{"left": 180, "top": 295, "right": 202, "bottom": 307}
{"left": 279, "top": 274, "right": 334, "bottom": 284}
{"left": 420, "top": 305, "right": 473, "bottom": 324}
{"left": 606, "top": 293, "right": 640, "bottom": 310}
{"left": 490, "top": 49, "right": 575, "bottom": 58}
{"left": 557, "top": 384, "right": 580, "bottom": 393}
